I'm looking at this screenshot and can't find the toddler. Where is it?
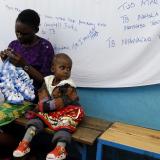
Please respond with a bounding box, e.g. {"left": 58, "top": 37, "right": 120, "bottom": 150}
{"left": 13, "top": 53, "right": 84, "bottom": 160}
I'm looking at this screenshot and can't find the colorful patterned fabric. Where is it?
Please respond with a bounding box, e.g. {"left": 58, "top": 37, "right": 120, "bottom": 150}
{"left": 35, "top": 105, "right": 84, "bottom": 132}
{"left": 0, "top": 60, "right": 35, "bottom": 104}
{"left": 0, "top": 101, "right": 32, "bottom": 126}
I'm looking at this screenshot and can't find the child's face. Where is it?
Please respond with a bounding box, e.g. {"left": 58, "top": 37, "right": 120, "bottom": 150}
{"left": 52, "top": 58, "right": 72, "bottom": 81}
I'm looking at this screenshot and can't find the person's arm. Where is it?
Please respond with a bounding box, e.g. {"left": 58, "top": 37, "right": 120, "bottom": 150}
{"left": 1, "top": 48, "right": 44, "bottom": 83}
{"left": 37, "top": 85, "right": 80, "bottom": 112}
{"left": 38, "top": 83, "right": 50, "bottom": 100}
{"left": 37, "top": 86, "right": 63, "bottom": 112}
{"left": 53, "top": 86, "right": 80, "bottom": 109}
{"left": 23, "top": 64, "right": 44, "bottom": 84}
{"left": 65, "top": 86, "right": 79, "bottom": 102}
{"left": 8, "top": 39, "right": 54, "bottom": 84}
{"left": 35, "top": 39, "right": 54, "bottom": 77}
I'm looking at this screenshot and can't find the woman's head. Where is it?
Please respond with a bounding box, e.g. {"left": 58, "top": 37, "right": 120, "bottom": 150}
{"left": 15, "top": 9, "right": 40, "bottom": 44}
{"left": 51, "top": 53, "right": 72, "bottom": 81}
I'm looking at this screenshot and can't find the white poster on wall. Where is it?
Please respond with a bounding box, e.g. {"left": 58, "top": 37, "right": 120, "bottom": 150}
{"left": 1, "top": 0, "right": 160, "bottom": 88}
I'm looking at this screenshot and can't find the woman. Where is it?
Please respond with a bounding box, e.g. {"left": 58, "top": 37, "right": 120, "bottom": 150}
{"left": 1, "top": 9, "right": 54, "bottom": 92}
{"left": 0, "top": 9, "right": 54, "bottom": 159}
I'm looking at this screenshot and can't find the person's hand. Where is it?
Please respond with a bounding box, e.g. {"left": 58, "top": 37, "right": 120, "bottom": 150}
{"left": 6, "top": 48, "right": 27, "bottom": 67}
{"left": 0, "top": 48, "right": 27, "bottom": 67}
{"left": 0, "top": 49, "right": 10, "bottom": 61}
{"left": 37, "top": 97, "right": 50, "bottom": 112}
{"left": 38, "top": 88, "right": 49, "bottom": 100}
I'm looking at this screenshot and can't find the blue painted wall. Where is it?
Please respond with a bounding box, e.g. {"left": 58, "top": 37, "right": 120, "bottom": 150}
{"left": 77, "top": 84, "right": 160, "bottom": 130}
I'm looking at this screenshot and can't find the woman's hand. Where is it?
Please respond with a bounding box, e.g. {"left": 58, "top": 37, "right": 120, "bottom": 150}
{"left": 0, "top": 49, "right": 10, "bottom": 61}
{"left": 8, "top": 49, "right": 27, "bottom": 67}
{"left": 0, "top": 48, "right": 27, "bottom": 67}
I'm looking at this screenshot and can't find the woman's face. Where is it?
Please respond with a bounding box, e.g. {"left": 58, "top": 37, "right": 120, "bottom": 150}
{"left": 15, "top": 21, "right": 36, "bottom": 44}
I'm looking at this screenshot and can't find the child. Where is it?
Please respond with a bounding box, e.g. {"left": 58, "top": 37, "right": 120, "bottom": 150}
{"left": 13, "top": 53, "right": 84, "bottom": 160}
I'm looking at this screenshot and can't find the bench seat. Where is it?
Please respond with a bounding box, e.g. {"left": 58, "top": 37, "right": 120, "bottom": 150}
{"left": 14, "top": 116, "right": 112, "bottom": 160}
{"left": 96, "top": 122, "right": 160, "bottom": 160}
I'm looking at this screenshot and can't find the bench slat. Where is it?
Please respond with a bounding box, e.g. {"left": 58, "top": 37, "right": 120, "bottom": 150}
{"left": 72, "top": 127, "right": 102, "bottom": 145}
{"left": 80, "top": 116, "right": 112, "bottom": 132}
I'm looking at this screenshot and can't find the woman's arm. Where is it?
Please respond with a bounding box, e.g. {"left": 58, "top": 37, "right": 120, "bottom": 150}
{"left": 1, "top": 48, "right": 44, "bottom": 84}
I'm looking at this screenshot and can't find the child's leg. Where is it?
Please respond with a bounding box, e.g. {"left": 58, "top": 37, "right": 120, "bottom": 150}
{"left": 46, "top": 130, "right": 71, "bottom": 160}
{"left": 13, "top": 118, "right": 44, "bottom": 158}
{"left": 23, "top": 126, "right": 36, "bottom": 142}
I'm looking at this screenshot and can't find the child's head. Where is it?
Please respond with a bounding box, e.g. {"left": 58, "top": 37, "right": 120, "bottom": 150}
{"left": 51, "top": 53, "right": 72, "bottom": 81}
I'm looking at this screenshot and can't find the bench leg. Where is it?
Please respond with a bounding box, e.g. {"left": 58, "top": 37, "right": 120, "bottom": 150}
{"left": 96, "top": 140, "right": 103, "bottom": 160}
{"left": 76, "top": 143, "right": 87, "bottom": 160}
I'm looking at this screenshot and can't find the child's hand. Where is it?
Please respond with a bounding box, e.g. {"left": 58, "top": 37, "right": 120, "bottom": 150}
{"left": 54, "top": 97, "right": 64, "bottom": 110}
{"left": 38, "top": 97, "right": 49, "bottom": 112}
{"left": 38, "top": 88, "right": 49, "bottom": 100}
{"left": 37, "top": 98, "right": 57, "bottom": 112}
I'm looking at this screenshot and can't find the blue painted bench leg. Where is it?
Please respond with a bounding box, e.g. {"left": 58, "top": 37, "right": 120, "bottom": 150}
{"left": 96, "top": 140, "right": 103, "bottom": 160}
{"left": 76, "top": 143, "right": 87, "bottom": 160}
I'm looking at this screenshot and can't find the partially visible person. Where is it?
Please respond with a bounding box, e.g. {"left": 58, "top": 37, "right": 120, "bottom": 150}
{"left": 13, "top": 53, "right": 85, "bottom": 160}
{"left": 0, "top": 9, "right": 54, "bottom": 159}
{"left": 0, "top": 9, "right": 54, "bottom": 93}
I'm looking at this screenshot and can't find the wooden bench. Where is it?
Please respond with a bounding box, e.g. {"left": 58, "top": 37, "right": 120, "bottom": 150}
{"left": 14, "top": 116, "right": 112, "bottom": 160}
{"left": 96, "top": 122, "right": 160, "bottom": 160}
